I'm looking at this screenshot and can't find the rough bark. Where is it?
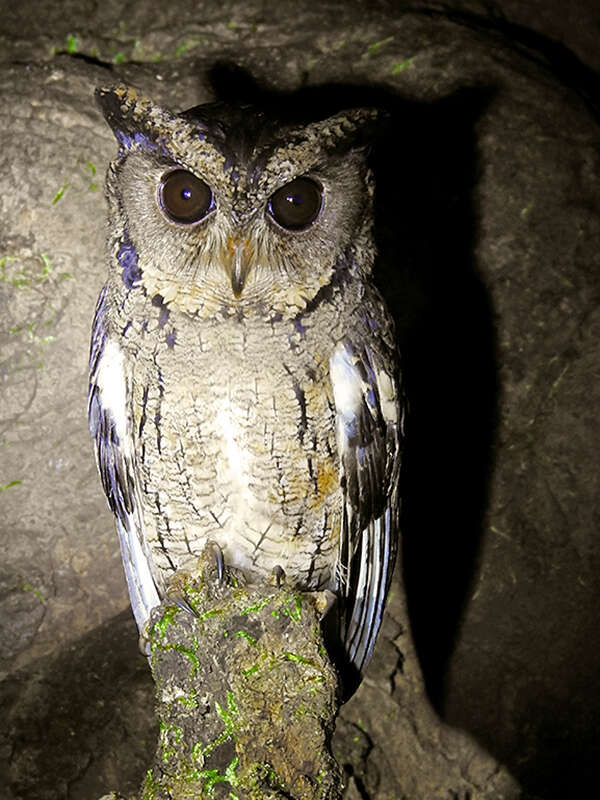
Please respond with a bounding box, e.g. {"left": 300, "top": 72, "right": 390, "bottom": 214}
{"left": 133, "top": 561, "right": 341, "bottom": 800}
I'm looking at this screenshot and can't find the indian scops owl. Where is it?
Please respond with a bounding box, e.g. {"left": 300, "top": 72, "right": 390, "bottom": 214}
{"left": 88, "top": 84, "right": 404, "bottom": 690}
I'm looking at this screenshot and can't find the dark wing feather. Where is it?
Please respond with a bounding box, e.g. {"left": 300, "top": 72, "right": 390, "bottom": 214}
{"left": 330, "top": 310, "right": 404, "bottom": 686}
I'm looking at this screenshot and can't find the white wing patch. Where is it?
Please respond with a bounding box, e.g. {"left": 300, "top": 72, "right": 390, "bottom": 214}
{"left": 95, "top": 339, "right": 130, "bottom": 445}
{"left": 375, "top": 367, "right": 398, "bottom": 424}
{"left": 90, "top": 335, "right": 160, "bottom": 632}
{"left": 330, "top": 343, "right": 364, "bottom": 421}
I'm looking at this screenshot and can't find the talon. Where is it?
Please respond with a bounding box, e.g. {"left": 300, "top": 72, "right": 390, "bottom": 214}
{"left": 207, "top": 540, "right": 225, "bottom": 583}
{"left": 173, "top": 595, "right": 198, "bottom": 616}
{"left": 272, "top": 565, "right": 286, "bottom": 588}
{"left": 166, "top": 570, "right": 200, "bottom": 616}
{"left": 166, "top": 577, "right": 199, "bottom": 616}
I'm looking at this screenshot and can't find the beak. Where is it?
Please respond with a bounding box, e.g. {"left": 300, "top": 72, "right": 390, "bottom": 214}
{"left": 226, "top": 236, "right": 252, "bottom": 298}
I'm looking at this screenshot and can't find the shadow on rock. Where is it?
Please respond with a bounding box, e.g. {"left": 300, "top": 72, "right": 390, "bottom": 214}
{"left": 2, "top": 610, "right": 155, "bottom": 800}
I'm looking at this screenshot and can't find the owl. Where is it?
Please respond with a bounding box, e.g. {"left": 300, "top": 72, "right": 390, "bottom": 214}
{"left": 88, "top": 84, "right": 404, "bottom": 692}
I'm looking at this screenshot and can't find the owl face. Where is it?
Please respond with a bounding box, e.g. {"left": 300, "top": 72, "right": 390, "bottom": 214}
{"left": 97, "top": 86, "right": 378, "bottom": 318}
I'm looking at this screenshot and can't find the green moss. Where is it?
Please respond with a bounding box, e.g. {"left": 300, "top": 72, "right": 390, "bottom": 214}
{"left": 159, "top": 722, "right": 185, "bottom": 766}
{"left": 194, "top": 756, "right": 239, "bottom": 796}
{"left": 0, "top": 480, "right": 22, "bottom": 492}
{"left": 201, "top": 691, "right": 239, "bottom": 758}
{"left": 151, "top": 604, "right": 180, "bottom": 641}
{"left": 170, "top": 642, "right": 200, "bottom": 674}
{"left": 367, "top": 36, "right": 394, "bottom": 54}
{"left": 21, "top": 581, "right": 47, "bottom": 602}
{"left": 144, "top": 581, "right": 339, "bottom": 798}
{"left": 175, "top": 37, "right": 200, "bottom": 58}
{"left": 160, "top": 721, "right": 184, "bottom": 743}
{"left": 240, "top": 596, "right": 272, "bottom": 615}
{"left": 184, "top": 585, "right": 224, "bottom": 618}
{"left": 270, "top": 592, "right": 303, "bottom": 621}
{"left": 520, "top": 200, "right": 534, "bottom": 218}
{"left": 40, "top": 253, "right": 52, "bottom": 275}
{"left": 283, "top": 651, "right": 316, "bottom": 666}
{"left": 141, "top": 768, "right": 159, "bottom": 800}
{"left": 235, "top": 630, "right": 257, "bottom": 646}
{"left": 216, "top": 691, "right": 239, "bottom": 729}
{"left": 356, "top": 718, "right": 368, "bottom": 734}
{"left": 52, "top": 183, "right": 67, "bottom": 205}
{"left": 86, "top": 162, "right": 98, "bottom": 190}
{"left": 9, "top": 319, "right": 55, "bottom": 345}
{"left": 283, "top": 594, "right": 303, "bottom": 622}
{"left": 177, "top": 692, "right": 198, "bottom": 709}
{"left": 392, "top": 57, "right": 415, "bottom": 74}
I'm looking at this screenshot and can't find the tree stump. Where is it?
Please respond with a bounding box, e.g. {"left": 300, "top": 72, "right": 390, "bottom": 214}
{"left": 115, "top": 554, "right": 343, "bottom": 800}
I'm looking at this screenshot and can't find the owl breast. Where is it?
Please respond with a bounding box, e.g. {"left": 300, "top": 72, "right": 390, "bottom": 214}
{"left": 131, "top": 311, "right": 342, "bottom": 592}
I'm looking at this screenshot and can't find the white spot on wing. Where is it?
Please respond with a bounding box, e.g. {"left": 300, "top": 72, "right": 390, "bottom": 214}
{"left": 375, "top": 368, "right": 397, "bottom": 423}
{"left": 330, "top": 343, "right": 362, "bottom": 421}
{"left": 95, "top": 338, "right": 160, "bottom": 629}
{"left": 95, "top": 339, "right": 129, "bottom": 445}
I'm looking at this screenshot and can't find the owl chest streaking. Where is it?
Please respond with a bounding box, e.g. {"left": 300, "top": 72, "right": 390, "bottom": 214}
{"left": 89, "top": 84, "right": 404, "bottom": 687}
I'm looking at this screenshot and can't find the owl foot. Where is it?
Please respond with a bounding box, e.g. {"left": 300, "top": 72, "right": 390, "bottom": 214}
{"left": 313, "top": 589, "right": 337, "bottom": 619}
{"left": 165, "top": 541, "right": 229, "bottom": 616}
{"left": 271, "top": 565, "right": 286, "bottom": 588}
{"left": 165, "top": 580, "right": 198, "bottom": 616}
{"left": 206, "top": 540, "right": 225, "bottom": 583}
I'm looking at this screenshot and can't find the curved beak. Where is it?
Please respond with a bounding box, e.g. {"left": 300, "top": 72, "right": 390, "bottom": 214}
{"left": 225, "top": 236, "right": 252, "bottom": 298}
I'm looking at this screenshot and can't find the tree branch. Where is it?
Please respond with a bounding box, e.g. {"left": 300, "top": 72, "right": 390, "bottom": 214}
{"left": 102, "top": 554, "right": 343, "bottom": 799}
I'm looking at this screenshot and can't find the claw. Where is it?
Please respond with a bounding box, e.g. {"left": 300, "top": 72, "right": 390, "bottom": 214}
{"left": 173, "top": 595, "right": 198, "bottom": 616}
{"left": 163, "top": 543, "right": 226, "bottom": 617}
{"left": 272, "top": 565, "right": 286, "bottom": 588}
{"left": 166, "top": 577, "right": 199, "bottom": 616}
{"left": 207, "top": 540, "right": 225, "bottom": 583}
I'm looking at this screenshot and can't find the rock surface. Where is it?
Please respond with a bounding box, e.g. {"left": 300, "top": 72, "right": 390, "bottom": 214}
{"left": 1, "top": 2, "right": 598, "bottom": 799}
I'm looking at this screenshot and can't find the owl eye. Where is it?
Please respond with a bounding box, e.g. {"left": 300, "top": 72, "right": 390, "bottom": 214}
{"left": 158, "top": 169, "right": 214, "bottom": 224}
{"left": 267, "top": 177, "right": 323, "bottom": 231}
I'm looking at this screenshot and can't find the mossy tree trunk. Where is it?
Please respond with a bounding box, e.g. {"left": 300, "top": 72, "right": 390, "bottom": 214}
{"left": 112, "top": 555, "right": 343, "bottom": 800}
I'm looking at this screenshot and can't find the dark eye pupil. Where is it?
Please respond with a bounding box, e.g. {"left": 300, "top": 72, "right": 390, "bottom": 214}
{"left": 159, "top": 169, "right": 213, "bottom": 224}
{"left": 268, "top": 177, "right": 322, "bottom": 230}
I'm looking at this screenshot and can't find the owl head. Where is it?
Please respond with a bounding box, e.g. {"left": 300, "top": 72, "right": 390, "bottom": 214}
{"left": 97, "top": 85, "right": 379, "bottom": 318}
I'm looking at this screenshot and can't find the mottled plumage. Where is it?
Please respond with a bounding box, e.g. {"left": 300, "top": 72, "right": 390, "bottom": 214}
{"left": 89, "top": 85, "right": 404, "bottom": 690}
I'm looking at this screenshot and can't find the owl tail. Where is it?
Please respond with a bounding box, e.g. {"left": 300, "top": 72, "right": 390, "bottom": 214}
{"left": 116, "top": 516, "right": 161, "bottom": 633}
{"left": 333, "top": 507, "right": 397, "bottom": 699}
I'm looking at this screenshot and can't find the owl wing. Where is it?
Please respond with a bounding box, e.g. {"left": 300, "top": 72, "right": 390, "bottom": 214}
{"left": 88, "top": 286, "right": 161, "bottom": 632}
{"left": 329, "top": 328, "right": 403, "bottom": 683}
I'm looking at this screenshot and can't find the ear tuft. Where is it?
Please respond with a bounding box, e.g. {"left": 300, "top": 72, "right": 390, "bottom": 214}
{"left": 95, "top": 85, "right": 171, "bottom": 152}
{"left": 291, "top": 107, "right": 385, "bottom": 158}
